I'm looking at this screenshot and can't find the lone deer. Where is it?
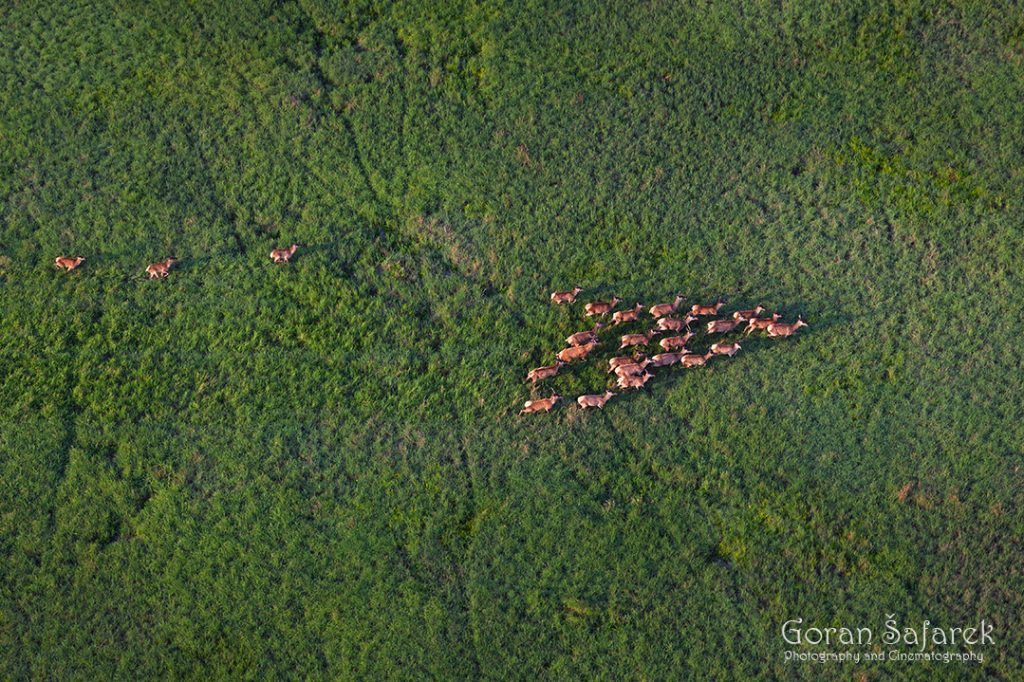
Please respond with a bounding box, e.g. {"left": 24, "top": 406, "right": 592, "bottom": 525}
{"left": 649, "top": 294, "right": 684, "bottom": 318}
{"left": 611, "top": 303, "right": 644, "bottom": 325}
{"left": 566, "top": 323, "right": 603, "bottom": 347}
{"left": 709, "top": 342, "right": 742, "bottom": 357}
{"left": 145, "top": 257, "right": 177, "bottom": 279}
{"left": 655, "top": 315, "right": 696, "bottom": 332}
{"left": 680, "top": 352, "right": 713, "bottom": 368}
{"left": 649, "top": 352, "right": 687, "bottom": 368}
{"left": 584, "top": 296, "right": 621, "bottom": 317}
{"left": 766, "top": 318, "right": 809, "bottom": 338}
{"left": 733, "top": 305, "right": 765, "bottom": 322}
{"left": 551, "top": 286, "right": 583, "bottom": 304}
{"left": 54, "top": 256, "right": 85, "bottom": 271}
{"left": 617, "top": 371, "right": 653, "bottom": 390}
{"left": 520, "top": 394, "right": 561, "bottom": 415}
{"left": 557, "top": 341, "right": 599, "bottom": 363}
{"left": 608, "top": 354, "right": 644, "bottom": 372}
{"left": 744, "top": 313, "right": 781, "bottom": 334}
{"left": 690, "top": 298, "right": 723, "bottom": 316}
{"left": 612, "top": 358, "right": 652, "bottom": 378}
{"left": 707, "top": 319, "right": 740, "bottom": 334}
{"left": 271, "top": 244, "right": 298, "bottom": 263}
{"left": 619, "top": 330, "right": 658, "bottom": 349}
{"left": 659, "top": 333, "right": 694, "bottom": 351}
{"left": 526, "top": 361, "right": 564, "bottom": 384}
{"left": 577, "top": 391, "right": 615, "bottom": 409}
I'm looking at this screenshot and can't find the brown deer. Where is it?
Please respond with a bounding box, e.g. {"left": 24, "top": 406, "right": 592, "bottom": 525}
{"left": 659, "top": 332, "right": 694, "bottom": 351}
{"left": 617, "top": 371, "right": 654, "bottom": 390}
{"left": 565, "top": 323, "right": 603, "bottom": 347}
{"left": 612, "top": 358, "right": 652, "bottom": 378}
{"left": 655, "top": 314, "right": 696, "bottom": 332}
{"left": 550, "top": 286, "right": 583, "bottom": 304}
{"left": 766, "top": 317, "right": 809, "bottom": 338}
{"left": 519, "top": 394, "right": 561, "bottom": 415}
{"left": 271, "top": 244, "right": 298, "bottom": 263}
{"left": 732, "top": 305, "right": 765, "bottom": 322}
{"left": 611, "top": 303, "right": 644, "bottom": 325}
{"left": 145, "top": 257, "right": 177, "bottom": 279}
{"left": 744, "top": 313, "right": 781, "bottom": 334}
{"left": 707, "top": 319, "right": 740, "bottom": 334}
{"left": 608, "top": 353, "right": 644, "bottom": 372}
{"left": 680, "top": 352, "right": 713, "bottom": 368}
{"left": 649, "top": 294, "right": 684, "bottom": 318}
{"left": 690, "top": 298, "right": 723, "bottom": 316}
{"left": 709, "top": 342, "right": 742, "bottom": 357}
{"left": 619, "top": 330, "right": 658, "bottom": 349}
{"left": 577, "top": 391, "right": 615, "bottom": 409}
{"left": 584, "top": 296, "right": 621, "bottom": 317}
{"left": 526, "top": 361, "right": 565, "bottom": 384}
{"left": 557, "top": 341, "right": 599, "bottom": 363}
{"left": 54, "top": 256, "right": 85, "bottom": 271}
{"left": 649, "top": 352, "right": 687, "bottom": 368}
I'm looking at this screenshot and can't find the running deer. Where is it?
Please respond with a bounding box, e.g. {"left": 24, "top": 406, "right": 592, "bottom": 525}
{"left": 611, "top": 303, "right": 644, "bottom": 325}
{"left": 519, "top": 394, "right": 561, "bottom": 415}
{"left": 619, "top": 330, "right": 658, "bottom": 349}
{"left": 608, "top": 353, "right": 645, "bottom": 372}
{"left": 526, "top": 361, "right": 565, "bottom": 384}
{"left": 649, "top": 352, "right": 687, "bottom": 368}
{"left": 565, "top": 323, "right": 604, "bottom": 347}
{"left": 551, "top": 286, "right": 583, "bottom": 304}
{"left": 557, "top": 341, "right": 599, "bottom": 363}
{"left": 577, "top": 391, "right": 615, "bottom": 409}
{"left": 690, "top": 298, "right": 723, "bottom": 316}
{"left": 744, "top": 313, "right": 781, "bottom": 334}
{"left": 680, "top": 352, "right": 713, "bottom": 368}
{"left": 270, "top": 244, "right": 298, "bottom": 263}
{"left": 709, "top": 342, "right": 742, "bottom": 357}
{"left": 659, "top": 332, "right": 694, "bottom": 351}
{"left": 612, "top": 358, "right": 652, "bottom": 378}
{"left": 656, "top": 314, "right": 696, "bottom": 332}
{"left": 649, "top": 294, "right": 685, "bottom": 318}
{"left": 766, "top": 317, "right": 809, "bottom": 338}
{"left": 732, "top": 305, "right": 765, "bottom": 322}
{"left": 616, "top": 371, "right": 653, "bottom": 390}
{"left": 707, "top": 319, "right": 740, "bottom": 334}
{"left": 54, "top": 256, "right": 85, "bottom": 271}
{"left": 145, "top": 257, "right": 177, "bottom": 279}
{"left": 584, "top": 296, "right": 621, "bottom": 317}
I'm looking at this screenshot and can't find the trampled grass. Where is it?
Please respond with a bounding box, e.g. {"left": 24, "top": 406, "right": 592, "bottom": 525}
{"left": 2, "top": 0, "right": 1023, "bottom": 679}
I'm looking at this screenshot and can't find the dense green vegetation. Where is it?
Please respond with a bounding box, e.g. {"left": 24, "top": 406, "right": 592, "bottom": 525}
{"left": 2, "top": 0, "right": 1023, "bottom": 678}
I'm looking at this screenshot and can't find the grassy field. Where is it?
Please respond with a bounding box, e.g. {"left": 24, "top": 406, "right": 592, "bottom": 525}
{"left": 2, "top": 0, "right": 1023, "bottom": 678}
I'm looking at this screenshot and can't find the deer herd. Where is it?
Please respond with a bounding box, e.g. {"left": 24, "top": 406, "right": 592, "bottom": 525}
{"left": 520, "top": 288, "right": 808, "bottom": 415}
{"left": 52, "top": 246, "right": 300, "bottom": 279}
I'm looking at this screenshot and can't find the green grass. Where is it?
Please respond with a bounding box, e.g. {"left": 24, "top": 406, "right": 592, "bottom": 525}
{"left": 2, "top": 0, "right": 1023, "bottom": 679}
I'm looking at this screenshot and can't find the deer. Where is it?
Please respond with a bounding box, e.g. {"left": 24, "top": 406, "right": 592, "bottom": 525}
{"left": 744, "top": 313, "right": 781, "bottom": 334}
{"left": 565, "top": 323, "right": 603, "bottom": 347}
{"left": 709, "top": 342, "right": 742, "bottom": 357}
{"left": 680, "top": 352, "right": 713, "bottom": 368}
{"left": 690, "top": 298, "right": 723, "bottom": 316}
{"left": 270, "top": 244, "right": 298, "bottom": 263}
{"left": 577, "top": 391, "right": 615, "bottom": 409}
{"left": 659, "top": 332, "right": 694, "bottom": 351}
{"left": 732, "top": 305, "right": 765, "bottom": 322}
{"left": 526, "top": 361, "right": 565, "bottom": 384}
{"left": 616, "top": 371, "right": 653, "bottom": 390}
{"left": 612, "top": 358, "right": 652, "bottom": 378}
{"left": 655, "top": 314, "right": 696, "bottom": 332}
{"left": 608, "top": 353, "right": 645, "bottom": 372}
{"left": 557, "top": 341, "right": 599, "bottom": 363}
{"left": 649, "top": 294, "right": 685, "bottom": 318}
{"left": 766, "top": 317, "right": 809, "bottom": 338}
{"left": 584, "top": 296, "right": 621, "bottom": 317}
{"left": 706, "top": 318, "right": 740, "bottom": 334}
{"left": 611, "top": 303, "right": 644, "bottom": 325}
{"left": 550, "top": 286, "right": 583, "bottom": 304}
{"left": 649, "top": 352, "right": 687, "bottom": 368}
{"left": 619, "top": 330, "right": 658, "bottom": 349}
{"left": 54, "top": 256, "right": 85, "bottom": 271}
{"left": 145, "top": 257, "right": 177, "bottom": 279}
{"left": 520, "top": 394, "right": 561, "bottom": 415}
